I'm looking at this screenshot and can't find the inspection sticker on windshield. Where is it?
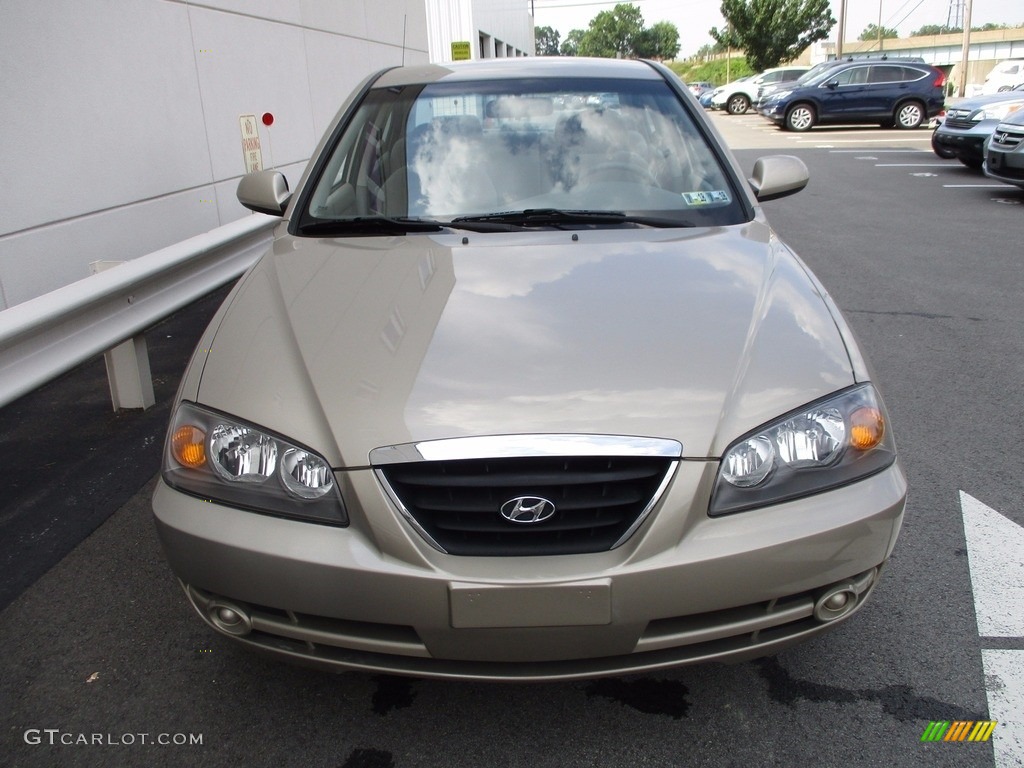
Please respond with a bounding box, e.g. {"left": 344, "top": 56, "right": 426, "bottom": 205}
{"left": 682, "top": 190, "right": 730, "bottom": 206}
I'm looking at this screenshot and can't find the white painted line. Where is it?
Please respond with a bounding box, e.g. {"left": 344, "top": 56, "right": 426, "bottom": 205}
{"left": 830, "top": 149, "right": 931, "bottom": 153}
{"left": 944, "top": 184, "right": 1012, "bottom": 189}
{"left": 963, "top": 492, "right": 1024, "bottom": 765}
{"left": 961, "top": 492, "right": 1024, "bottom": 637}
{"left": 981, "top": 650, "right": 1024, "bottom": 767}
{"left": 874, "top": 163, "right": 953, "bottom": 167}
{"left": 794, "top": 137, "right": 931, "bottom": 143}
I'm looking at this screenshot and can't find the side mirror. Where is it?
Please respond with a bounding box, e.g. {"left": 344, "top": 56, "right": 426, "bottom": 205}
{"left": 237, "top": 170, "right": 291, "bottom": 216}
{"left": 824, "top": 80, "right": 839, "bottom": 90}
{"left": 748, "top": 155, "right": 809, "bottom": 202}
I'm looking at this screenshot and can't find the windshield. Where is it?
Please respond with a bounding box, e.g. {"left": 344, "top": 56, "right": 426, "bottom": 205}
{"left": 300, "top": 76, "right": 745, "bottom": 232}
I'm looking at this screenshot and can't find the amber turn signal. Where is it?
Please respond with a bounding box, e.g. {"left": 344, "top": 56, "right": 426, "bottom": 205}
{"left": 172, "top": 425, "right": 207, "bottom": 468}
{"left": 849, "top": 407, "right": 885, "bottom": 451}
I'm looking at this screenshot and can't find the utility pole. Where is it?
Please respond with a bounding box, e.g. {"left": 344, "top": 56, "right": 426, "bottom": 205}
{"left": 836, "top": 0, "right": 847, "bottom": 58}
{"left": 958, "top": 0, "right": 974, "bottom": 96}
{"left": 877, "top": 0, "right": 884, "bottom": 52}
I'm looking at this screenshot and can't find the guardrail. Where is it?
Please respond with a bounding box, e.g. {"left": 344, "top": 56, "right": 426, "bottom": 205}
{"left": 0, "top": 214, "right": 277, "bottom": 411}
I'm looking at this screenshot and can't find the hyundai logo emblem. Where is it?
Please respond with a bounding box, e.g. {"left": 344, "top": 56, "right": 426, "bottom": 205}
{"left": 500, "top": 496, "right": 556, "bottom": 524}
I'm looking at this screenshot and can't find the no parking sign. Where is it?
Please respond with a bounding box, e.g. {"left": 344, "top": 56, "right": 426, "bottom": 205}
{"left": 239, "top": 114, "right": 264, "bottom": 173}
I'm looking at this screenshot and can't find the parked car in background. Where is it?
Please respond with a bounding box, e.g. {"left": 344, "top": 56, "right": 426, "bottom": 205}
{"left": 932, "top": 85, "right": 1024, "bottom": 168}
{"left": 153, "top": 56, "right": 906, "bottom": 681}
{"left": 756, "top": 60, "right": 860, "bottom": 107}
{"left": 699, "top": 89, "right": 716, "bottom": 108}
{"left": 980, "top": 59, "right": 1024, "bottom": 95}
{"left": 983, "top": 107, "right": 1024, "bottom": 188}
{"left": 688, "top": 81, "right": 714, "bottom": 99}
{"left": 712, "top": 67, "right": 809, "bottom": 115}
{"left": 708, "top": 75, "right": 752, "bottom": 113}
{"left": 752, "top": 66, "right": 811, "bottom": 107}
{"left": 759, "top": 59, "right": 946, "bottom": 131}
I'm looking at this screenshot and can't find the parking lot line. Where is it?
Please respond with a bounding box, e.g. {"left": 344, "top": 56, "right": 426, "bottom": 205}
{"left": 830, "top": 149, "right": 930, "bottom": 153}
{"left": 874, "top": 163, "right": 955, "bottom": 167}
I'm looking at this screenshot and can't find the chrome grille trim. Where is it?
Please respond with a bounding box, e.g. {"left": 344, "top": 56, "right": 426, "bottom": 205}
{"left": 991, "top": 123, "right": 1024, "bottom": 148}
{"left": 611, "top": 460, "right": 679, "bottom": 548}
{"left": 376, "top": 467, "right": 448, "bottom": 553}
{"left": 369, "top": 434, "right": 683, "bottom": 465}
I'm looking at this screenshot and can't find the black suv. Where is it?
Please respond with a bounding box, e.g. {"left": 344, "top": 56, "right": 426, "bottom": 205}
{"left": 758, "top": 58, "right": 946, "bottom": 132}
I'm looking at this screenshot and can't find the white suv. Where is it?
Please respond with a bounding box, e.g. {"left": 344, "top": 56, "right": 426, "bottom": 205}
{"left": 981, "top": 59, "right": 1024, "bottom": 95}
{"left": 712, "top": 66, "right": 809, "bottom": 114}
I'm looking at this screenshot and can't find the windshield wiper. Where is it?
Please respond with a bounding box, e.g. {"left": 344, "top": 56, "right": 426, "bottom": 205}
{"left": 298, "top": 217, "right": 448, "bottom": 236}
{"left": 450, "top": 208, "right": 692, "bottom": 228}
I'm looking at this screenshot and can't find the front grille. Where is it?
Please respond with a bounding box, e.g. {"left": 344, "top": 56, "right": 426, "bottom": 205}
{"left": 992, "top": 125, "right": 1024, "bottom": 149}
{"left": 377, "top": 456, "right": 675, "bottom": 556}
{"left": 943, "top": 110, "right": 975, "bottom": 130}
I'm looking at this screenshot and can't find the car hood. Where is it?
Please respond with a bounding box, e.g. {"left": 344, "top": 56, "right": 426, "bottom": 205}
{"left": 194, "top": 223, "right": 855, "bottom": 467}
{"left": 946, "top": 89, "right": 1024, "bottom": 111}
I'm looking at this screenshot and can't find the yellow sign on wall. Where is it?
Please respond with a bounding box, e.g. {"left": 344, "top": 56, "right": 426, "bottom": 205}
{"left": 451, "top": 41, "right": 471, "bottom": 61}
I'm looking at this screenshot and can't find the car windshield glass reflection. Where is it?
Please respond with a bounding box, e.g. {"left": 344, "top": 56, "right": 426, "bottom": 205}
{"left": 303, "top": 78, "right": 743, "bottom": 230}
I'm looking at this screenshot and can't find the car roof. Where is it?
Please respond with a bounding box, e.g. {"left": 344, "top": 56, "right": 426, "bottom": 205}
{"left": 373, "top": 57, "right": 664, "bottom": 88}
{"left": 802, "top": 57, "right": 933, "bottom": 83}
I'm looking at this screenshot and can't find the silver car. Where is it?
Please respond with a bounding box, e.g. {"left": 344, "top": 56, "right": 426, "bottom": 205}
{"left": 153, "top": 57, "right": 906, "bottom": 681}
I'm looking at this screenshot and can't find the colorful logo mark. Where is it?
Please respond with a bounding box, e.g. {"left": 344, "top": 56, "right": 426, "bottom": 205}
{"left": 921, "top": 721, "right": 997, "bottom": 742}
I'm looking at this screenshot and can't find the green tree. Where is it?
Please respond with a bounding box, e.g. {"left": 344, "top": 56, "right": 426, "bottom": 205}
{"left": 579, "top": 4, "right": 646, "bottom": 58}
{"left": 560, "top": 29, "right": 585, "bottom": 56}
{"left": 534, "top": 25, "right": 561, "bottom": 56}
{"left": 911, "top": 24, "right": 960, "bottom": 36}
{"left": 636, "top": 21, "right": 681, "bottom": 60}
{"left": 710, "top": 0, "right": 835, "bottom": 73}
{"left": 858, "top": 23, "right": 898, "bottom": 41}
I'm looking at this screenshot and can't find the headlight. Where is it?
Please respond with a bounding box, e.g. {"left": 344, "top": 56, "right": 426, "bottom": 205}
{"left": 971, "top": 102, "right": 1024, "bottom": 122}
{"left": 710, "top": 384, "right": 896, "bottom": 516}
{"left": 162, "top": 402, "right": 347, "bottom": 525}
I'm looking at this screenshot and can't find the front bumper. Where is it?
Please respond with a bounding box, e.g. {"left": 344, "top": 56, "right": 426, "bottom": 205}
{"left": 933, "top": 123, "right": 995, "bottom": 162}
{"left": 759, "top": 102, "right": 787, "bottom": 125}
{"left": 152, "top": 461, "right": 906, "bottom": 681}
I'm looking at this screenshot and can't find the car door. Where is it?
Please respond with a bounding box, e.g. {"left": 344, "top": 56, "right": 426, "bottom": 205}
{"left": 863, "top": 65, "right": 914, "bottom": 117}
{"left": 817, "top": 65, "right": 870, "bottom": 120}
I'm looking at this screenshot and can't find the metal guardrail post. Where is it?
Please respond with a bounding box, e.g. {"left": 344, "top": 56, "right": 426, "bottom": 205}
{"left": 90, "top": 260, "right": 156, "bottom": 410}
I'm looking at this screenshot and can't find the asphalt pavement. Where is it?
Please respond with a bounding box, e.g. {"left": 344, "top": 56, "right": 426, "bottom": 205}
{"left": 0, "top": 285, "right": 230, "bottom": 612}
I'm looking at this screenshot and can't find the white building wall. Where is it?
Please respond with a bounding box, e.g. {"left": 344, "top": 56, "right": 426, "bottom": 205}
{"left": 472, "top": 0, "right": 534, "bottom": 59}
{"left": 0, "top": 0, "right": 429, "bottom": 310}
{"left": 427, "top": 0, "right": 534, "bottom": 63}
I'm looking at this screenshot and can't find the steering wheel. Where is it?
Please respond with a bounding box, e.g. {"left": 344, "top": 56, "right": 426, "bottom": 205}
{"left": 577, "top": 160, "right": 658, "bottom": 187}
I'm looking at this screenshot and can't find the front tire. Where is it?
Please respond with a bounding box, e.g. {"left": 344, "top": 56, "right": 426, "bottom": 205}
{"left": 726, "top": 94, "right": 750, "bottom": 115}
{"left": 895, "top": 101, "right": 925, "bottom": 130}
{"left": 785, "top": 104, "right": 815, "bottom": 132}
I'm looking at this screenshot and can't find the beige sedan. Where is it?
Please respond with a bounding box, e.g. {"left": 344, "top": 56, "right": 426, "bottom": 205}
{"left": 153, "top": 57, "right": 905, "bottom": 681}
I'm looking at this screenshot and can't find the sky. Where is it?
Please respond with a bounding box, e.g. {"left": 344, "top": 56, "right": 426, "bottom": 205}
{"left": 531, "top": 0, "right": 1020, "bottom": 59}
